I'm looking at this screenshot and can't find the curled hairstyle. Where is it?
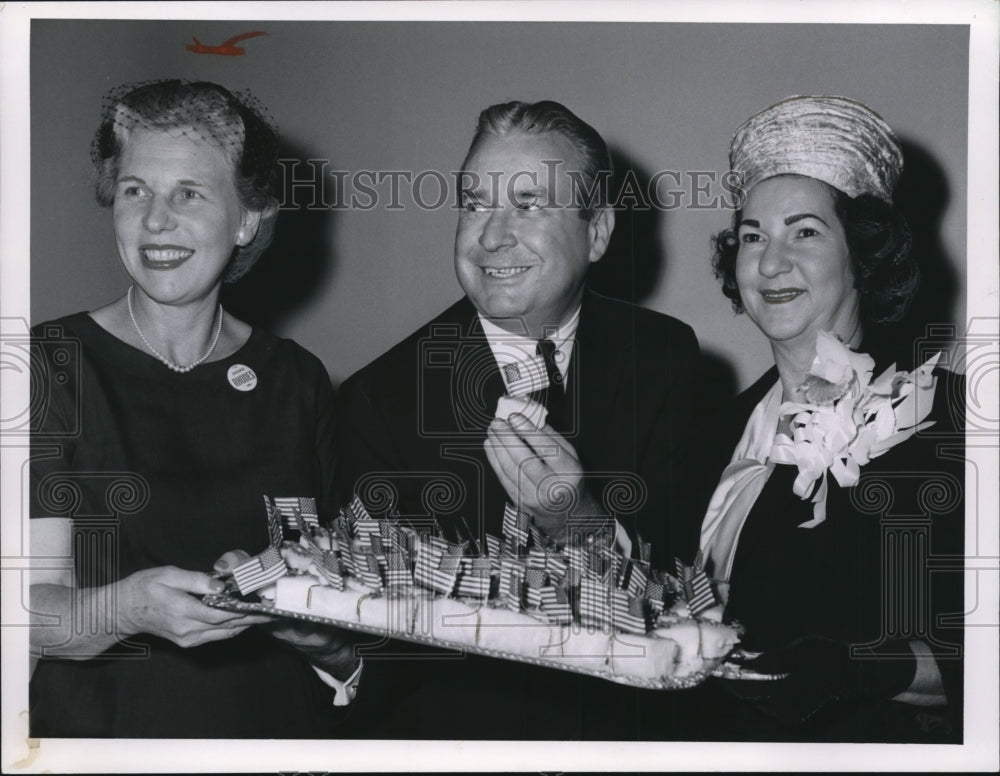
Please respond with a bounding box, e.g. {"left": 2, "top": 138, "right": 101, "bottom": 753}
{"left": 91, "top": 79, "right": 280, "bottom": 282}
{"left": 463, "top": 100, "right": 613, "bottom": 219}
{"left": 711, "top": 181, "right": 918, "bottom": 326}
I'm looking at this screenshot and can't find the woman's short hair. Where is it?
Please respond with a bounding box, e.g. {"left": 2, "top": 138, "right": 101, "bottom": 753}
{"left": 462, "top": 100, "right": 613, "bottom": 220}
{"left": 711, "top": 179, "right": 918, "bottom": 326}
{"left": 92, "top": 79, "right": 280, "bottom": 282}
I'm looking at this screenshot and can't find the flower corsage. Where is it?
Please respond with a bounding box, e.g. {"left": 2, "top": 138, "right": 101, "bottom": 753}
{"left": 770, "top": 331, "right": 940, "bottom": 527}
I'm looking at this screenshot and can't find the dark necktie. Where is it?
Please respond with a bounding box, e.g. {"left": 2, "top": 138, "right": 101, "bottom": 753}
{"left": 535, "top": 339, "right": 566, "bottom": 429}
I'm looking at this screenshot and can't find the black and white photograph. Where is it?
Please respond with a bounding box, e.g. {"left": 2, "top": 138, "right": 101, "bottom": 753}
{"left": 1, "top": 1, "right": 997, "bottom": 772}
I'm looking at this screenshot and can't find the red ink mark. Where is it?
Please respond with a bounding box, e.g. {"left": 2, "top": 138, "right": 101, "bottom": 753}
{"left": 186, "top": 31, "right": 268, "bottom": 56}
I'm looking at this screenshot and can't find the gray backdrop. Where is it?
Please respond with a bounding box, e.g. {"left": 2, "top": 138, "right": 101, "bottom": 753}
{"left": 30, "top": 20, "right": 968, "bottom": 391}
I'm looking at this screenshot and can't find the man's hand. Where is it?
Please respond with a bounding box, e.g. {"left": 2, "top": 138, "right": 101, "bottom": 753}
{"left": 213, "top": 550, "right": 360, "bottom": 681}
{"left": 484, "top": 412, "right": 605, "bottom": 544}
{"left": 263, "top": 620, "right": 362, "bottom": 681}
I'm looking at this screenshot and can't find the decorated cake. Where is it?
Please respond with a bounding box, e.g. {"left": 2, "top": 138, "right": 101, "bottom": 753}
{"left": 215, "top": 491, "right": 740, "bottom": 686}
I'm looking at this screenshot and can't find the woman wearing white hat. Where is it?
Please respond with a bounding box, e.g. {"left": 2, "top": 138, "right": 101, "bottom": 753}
{"left": 695, "top": 96, "right": 964, "bottom": 741}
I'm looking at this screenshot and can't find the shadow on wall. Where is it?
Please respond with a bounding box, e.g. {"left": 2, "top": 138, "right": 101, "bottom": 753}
{"left": 221, "top": 139, "right": 338, "bottom": 333}
{"left": 590, "top": 147, "right": 740, "bottom": 410}
{"left": 892, "top": 138, "right": 961, "bottom": 361}
{"left": 588, "top": 147, "right": 666, "bottom": 307}
{"left": 694, "top": 347, "right": 739, "bottom": 417}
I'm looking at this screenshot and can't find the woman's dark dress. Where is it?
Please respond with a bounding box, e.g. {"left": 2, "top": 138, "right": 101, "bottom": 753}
{"left": 679, "top": 350, "right": 965, "bottom": 742}
{"left": 29, "top": 312, "right": 343, "bottom": 738}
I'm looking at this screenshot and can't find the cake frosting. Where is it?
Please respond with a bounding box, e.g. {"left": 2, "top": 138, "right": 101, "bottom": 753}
{"left": 232, "top": 494, "right": 741, "bottom": 686}
{"left": 260, "top": 568, "right": 736, "bottom": 682}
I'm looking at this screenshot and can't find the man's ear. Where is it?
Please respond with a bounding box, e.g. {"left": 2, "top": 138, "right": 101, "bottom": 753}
{"left": 587, "top": 206, "right": 615, "bottom": 264}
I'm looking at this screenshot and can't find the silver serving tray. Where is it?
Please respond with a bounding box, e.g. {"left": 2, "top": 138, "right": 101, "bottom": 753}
{"left": 203, "top": 592, "right": 728, "bottom": 690}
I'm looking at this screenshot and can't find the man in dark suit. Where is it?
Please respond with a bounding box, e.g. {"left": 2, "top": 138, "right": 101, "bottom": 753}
{"left": 336, "top": 100, "right": 700, "bottom": 738}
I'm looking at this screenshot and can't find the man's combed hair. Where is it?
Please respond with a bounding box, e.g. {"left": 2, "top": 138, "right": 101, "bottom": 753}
{"left": 465, "top": 100, "right": 613, "bottom": 219}
{"left": 711, "top": 184, "right": 919, "bottom": 326}
{"left": 91, "top": 79, "right": 281, "bottom": 282}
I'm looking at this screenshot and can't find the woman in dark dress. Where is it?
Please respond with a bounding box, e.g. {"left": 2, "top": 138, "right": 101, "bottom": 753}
{"left": 693, "top": 95, "right": 964, "bottom": 742}
{"left": 29, "top": 80, "right": 357, "bottom": 737}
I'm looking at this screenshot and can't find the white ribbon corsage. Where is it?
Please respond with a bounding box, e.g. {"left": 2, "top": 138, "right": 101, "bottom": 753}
{"left": 770, "top": 331, "right": 940, "bottom": 527}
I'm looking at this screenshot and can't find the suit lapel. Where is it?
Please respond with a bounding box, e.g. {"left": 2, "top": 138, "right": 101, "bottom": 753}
{"left": 455, "top": 310, "right": 506, "bottom": 435}
{"left": 420, "top": 298, "right": 505, "bottom": 436}
{"left": 420, "top": 299, "right": 507, "bottom": 539}
{"left": 572, "top": 292, "right": 629, "bottom": 453}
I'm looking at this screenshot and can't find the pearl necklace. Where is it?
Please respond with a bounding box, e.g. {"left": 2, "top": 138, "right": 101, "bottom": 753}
{"left": 127, "top": 286, "right": 224, "bottom": 374}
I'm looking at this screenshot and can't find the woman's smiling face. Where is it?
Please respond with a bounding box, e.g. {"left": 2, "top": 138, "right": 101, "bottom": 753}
{"left": 735, "top": 174, "right": 859, "bottom": 349}
{"left": 112, "top": 128, "right": 258, "bottom": 306}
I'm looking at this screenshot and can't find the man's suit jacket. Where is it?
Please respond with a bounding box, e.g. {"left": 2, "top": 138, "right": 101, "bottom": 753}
{"left": 337, "top": 290, "right": 699, "bottom": 564}
{"left": 334, "top": 290, "right": 700, "bottom": 739}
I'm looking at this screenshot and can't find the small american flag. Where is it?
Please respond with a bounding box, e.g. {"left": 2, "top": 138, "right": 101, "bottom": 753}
{"left": 499, "top": 555, "right": 525, "bottom": 611}
{"left": 438, "top": 553, "right": 462, "bottom": 591}
{"left": 413, "top": 542, "right": 441, "bottom": 590}
{"left": 502, "top": 362, "right": 522, "bottom": 385}
{"left": 263, "top": 496, "right": 283, "bottom": 547}
{"left": 529, "top": 524, "right": 552, "bottom": 550}
{"left": 565, "top": 546, "right": 586, "bottom": 585}
{"left": 625, "top": 561, "right": 649, "bottom": 600}
{"left": 539, "top": 586, "right": 573, "bottom": 624}
{"left": 379, "top": 520, "right": 406, "bottom": 554}
{"left": 527, "top": 547, "right": 547, "bottom": 570}
{"left": 545, "top": 553, "right": 569, "bottom": 585}
{"left": 645, "top": 580, "right": 666, "bottom": 614}
{"left": 455, "top": 555, "right": 491, "bottom": 599}
{"left": 485, "top": 533, "right": 502, "bottom": 574}
{"left": 286, "top": 510, "right": 313, "bottom": 541}
{"left": 233, "top": 546, "right": 287, "bottom": 595}
{"left": 420, "top": 533, "right": 446, "bottom": 553}
{"left": 606, "top": 545, "right": 623, "bottom": 581}
{"left": 600, "top": 564, "right": 619, "bottom": 591}
{"left": 354, "top": 517, "right": 381, "bottom": 550}
{"left": 333, "top": 516, "right": 351, "bottom": 545}
{"left": 579, "top": 576, "right": 611, "bottom": 630}
{"left": 564, "top": 546, "right": 586, "bottom": 572}
{"left": 502, "top": 502, "right": 530, "bottom": 549}
{"left": 274, "top": 496, "right": 320, "bottom": 531}
{"left": 339, "top": 544, "right": 358, "bottom": 577}
{"left": 357, "top": 550, "right": 384, "bottom": 592}
{"left": 414, "top": 540, "right": 459, "bottom": 595}
{"left": 501, "top": 355, "right": 549, "bottom": 397}
{"left": 675, "top": 557, "right": 716, "bottom": 615}
{"left": 525, "top": 567, "right": 546, "bottom": 589}
{"left": 586, "top": 544, "right": 615, "bottom": 579}
{"left": 385, "top": 550, "right": 413, "bottom": 593}
{"left": 344, "top": 493, "right": 370, "bottom": 525}
{"left": 611, "top": 589, "right": 647, "bottom": 634}
{"left": 305, "top": 541, "right": 326, "bottom": 568}
{"left": 525, "top": 585, "right": 543, "bottom": 608}
{"left": 312, "top": 548, "right": 346, "bottom": 590}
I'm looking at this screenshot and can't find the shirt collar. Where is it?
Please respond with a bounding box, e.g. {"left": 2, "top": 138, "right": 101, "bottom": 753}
{"left": 477, "top": 306, "right": 581, "bottom": 381}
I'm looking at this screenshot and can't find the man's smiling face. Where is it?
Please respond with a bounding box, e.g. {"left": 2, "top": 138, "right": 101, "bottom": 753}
{"left": 454, "top": 130, "right": 611, "bottom": 336}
